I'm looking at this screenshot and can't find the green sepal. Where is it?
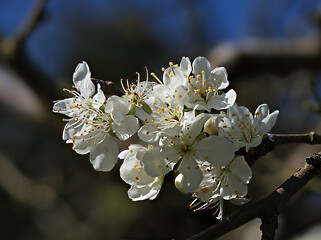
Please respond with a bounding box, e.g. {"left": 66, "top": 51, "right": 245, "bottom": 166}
{"left": 195, "top": 132, "right": 207, "bottom": 142}
{"left": 129, "top": 104, "right": 136, "bottom": 115}
{"left": 142, "top": 102, "right": 152, "bottom": 115}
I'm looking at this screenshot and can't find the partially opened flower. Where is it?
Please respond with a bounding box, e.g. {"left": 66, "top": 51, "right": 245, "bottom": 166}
{"left": 186, "top": 57, "right": 236, "bottom": 112}
{"left": 119, "top": 144, "right": 164, "bottom": 201}
{"left": 216, "top": 103, "right": 279, "bottom": 151}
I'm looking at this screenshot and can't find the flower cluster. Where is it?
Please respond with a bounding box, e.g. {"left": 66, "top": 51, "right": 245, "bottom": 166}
{"left": 53, "top": 57, "right": 279, "bottom": 219}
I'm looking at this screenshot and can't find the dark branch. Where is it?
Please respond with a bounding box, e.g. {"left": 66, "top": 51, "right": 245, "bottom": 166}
{"left": 186, "top": 151, "right": 321, "bottom": 240}
{"left": 244, "top": 132, "right": 321, "bottom": 167}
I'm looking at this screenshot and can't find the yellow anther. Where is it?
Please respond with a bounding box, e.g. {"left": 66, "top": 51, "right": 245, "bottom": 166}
{"left": 196, "top": 80, "right": 199, "bottom": 84}
{"left": 188, "top": 76, "right": 192, "bottom": 80}
{"left": 153, "top": 101, "right": 157, "bottom": 105}
{"left": 162, "top": 67, "right": 165, "bottom": 71}
{"left": 175, "top": 64, "right": 178, "bottom": 68}
{"left": 178, "top": 94, "right": 182, "bottom": 98}
{"left": 169, "top": 62, "right": 173, "bottom": 66}
{"left": 130, "top": 149, "right": 133, "bottom": 153}
{"left": 197, "top": 75, "right": 201, "bottom": 79}
{"left": 151, "top": 119, "right": 155, "bottom": 123}
{"left": 134, "top": 164, "right": 138, "bottom": 168}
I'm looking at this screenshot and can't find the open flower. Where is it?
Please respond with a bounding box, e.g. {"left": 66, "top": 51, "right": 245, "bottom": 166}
{"left": 151, "top": 57, "right": 191, "bottom": 105}
{"left": 142, "top": 114, "right": 235, "bottom": 192}
{"left": 190, "top": 156, "right": 252, "bottom": 219}
{"left": 137, "top": 97, "right": 187, "bottom": 143}
{"left": 186, "top": 57, "right": 236, "bottom": 112}
{"left": 119, "top": 144, "right": 164, "bottom": 201}
{"left": 53, "top": 62, "right": 105, "bottom": 143}
{"left": 72, "top": 95, "right": 139, "bottom": 171}
{"left": 216, "top": 103, "right": 279, "bottom": 151}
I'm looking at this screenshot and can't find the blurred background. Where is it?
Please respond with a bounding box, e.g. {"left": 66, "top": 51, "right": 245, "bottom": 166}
{"left": 1, "top": 0, "right": 321, "bottom": 239}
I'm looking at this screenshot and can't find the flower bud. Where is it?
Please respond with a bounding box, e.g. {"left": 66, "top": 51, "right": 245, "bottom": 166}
{"left": 174, "top": 174, "right": 189, "bottom": 194}
{"left": 204, "top": 115, "right": 219, "bottom": 135}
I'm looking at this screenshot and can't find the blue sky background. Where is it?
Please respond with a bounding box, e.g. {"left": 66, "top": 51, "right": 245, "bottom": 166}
{"left": 1, "top": 0, "right": 321, "bottom": 81}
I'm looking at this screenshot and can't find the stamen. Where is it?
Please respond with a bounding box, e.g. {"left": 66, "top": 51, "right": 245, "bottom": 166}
{"left": 151, "top": 72, "right": 163, "bottom": 85}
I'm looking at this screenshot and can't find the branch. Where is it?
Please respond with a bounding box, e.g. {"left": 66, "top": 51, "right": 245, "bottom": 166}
{"left": 244, "top": 132, "right": 321, "bottom": 167}
{"left": 186, "top": 151, "right": 321, "bottom": 240}
{"left": 0, "top": 0, "right": 47, "bottom": 60}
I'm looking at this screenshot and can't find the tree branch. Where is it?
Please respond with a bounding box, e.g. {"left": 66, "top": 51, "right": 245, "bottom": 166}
{"left": 243, "top": 132, "right": 321, "bottom": 167}
{"left": 186, "top": 151, "right": 321, "bottom": 240}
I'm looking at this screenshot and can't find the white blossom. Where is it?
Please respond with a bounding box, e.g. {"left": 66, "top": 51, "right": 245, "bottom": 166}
{"left": 186, "top": 57, "right": 236, "bottom": 112}
{"left": 142, "top": 113, "right": 235, "bottom": 192}
{"left": 119, "top": 144, "right": 164, "bottom": 201}
{"left": 190, "top": 156, "right": 252, "bottom": 219}
{"left": 72, "top": 95, "right": 139, "bottom": 171}
{"left": 216, "top": 103, "right": 279, "bottom": 151}
{"left": 151, "top": 57, "right": 191, "bottom": 105}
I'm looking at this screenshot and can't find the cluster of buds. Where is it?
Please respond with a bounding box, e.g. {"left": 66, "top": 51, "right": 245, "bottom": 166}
{"left": 53, "top": 57, "right": 279, "bottom": 219}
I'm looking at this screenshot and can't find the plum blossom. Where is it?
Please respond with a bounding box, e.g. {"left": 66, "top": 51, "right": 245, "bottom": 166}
{"left": 190, "top": 156, "right": 252, "bottom": 219}
{"left": 142, "top": 113, "right": 235, "bottom": 192}
{"left": 151, "top": 57, "right": 191, "bottom": 105}
{"left": 72, "top": 95, "right": 139, "bottom": 171}
{"left": 119, "top": 144, "right": 164, "bottom": 201}
{"left": 137, "top": 97, "right": 187, "bottom": 143}
{"left": 216, "top": 103, "right": 279, "bottom": 151}
{"left": 186, "top": 57, "right": 236, "bottom": 112}
{"left": 53, "top": 56, "right": 280, "bottom": 216}
{"left": 53, "top": 62, "right": 105, "bottom": 143}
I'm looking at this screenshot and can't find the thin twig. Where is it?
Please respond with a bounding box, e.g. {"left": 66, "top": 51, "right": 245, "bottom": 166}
{"left": 244, "top": 132, "right": 321, "bottom": 167}
{"left": 186, "top": 151, "right": 321, "bottom": 240}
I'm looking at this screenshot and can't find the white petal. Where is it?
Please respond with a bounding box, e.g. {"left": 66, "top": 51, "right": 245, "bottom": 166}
{"left": 141, "top": 146, "right": 175, "bottom": 177}
{"left": 211, "top": 67, "right": 229, "bottom": 90}
{"left": 90, "top": 135, "right": 119, "bottom": 172}
{"left": 128, "top": 177, "right": 163, "bottom": 201}
{"left": 120, "top": 156, "right": 142, "bottom": 185}
{"left": 229, "top": 156, "right": 252, "bottom": 184}
{"left": 195, "top": 136, "right": 235, "bottom": 166}
{"left": 112, "top": 115, "right": 139, "bottom": 141}
{"left": 92, "top": 84, "right": 105, "bottom": 109}
{"left": 180, "top": 56, "right": 192, "bottom": 77}
{"left": 73, "top": 62, "right": 95, "bottom": 99}
{"left": 192, "top": 57, "right": 211, "bottom": 80}
{"left": 62, "top": 119, "right": 85, "bottom": 141}
{"left": 208, "top": 89, "right": 237, "bottom": 110}
{"left": 256, "top": 110, "right": 279, "bottom": 134}
{"left": 105, "top": 96, "right": 130, "bottom": 122}
{"left": 227, "top": 104, "right": 253, "bottom": 122}
{"left": 73, "top": 130, "right": 106, "bottom": 154}
{"left": 183, "top": 113, "right": 209, "bottom": 142}
{"left": 220, "top": 174, "right": 248, "bottom": 200}
{"left": 178, "top": 157, "right": 203, "bottom": 192}
{"left": 137, "top": 124, "right": 161, "bottom": 143}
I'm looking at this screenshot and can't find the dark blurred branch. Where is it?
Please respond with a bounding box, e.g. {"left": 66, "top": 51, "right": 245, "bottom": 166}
{"left": 209, "top": 37, "right": 321, "bottom": 80}
{"left": 0, "top": 153, "right": 56, "bottom": 209}
{"left": 0, "top": 0, "right": 56, "bottom": 105}
{"left": 0, "top": 0, "right": 47, "bottom": 60}
{"left": 187, "top": 151, "right": 321, "bottom": 240}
